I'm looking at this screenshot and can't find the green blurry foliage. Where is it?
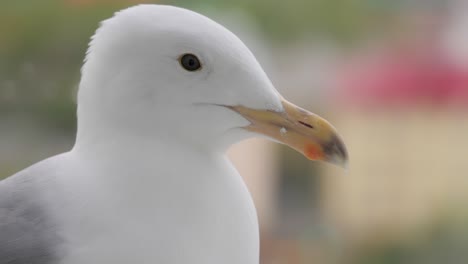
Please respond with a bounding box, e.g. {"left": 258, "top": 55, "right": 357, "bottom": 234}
{"left": 351, "top": 214, "right": 468, "bottom": 264}
{"left": 0, "top": 0, "right": 146, "bottom": 131}
{"left": 172, "top": 0, "right": 377, "bottom": 43}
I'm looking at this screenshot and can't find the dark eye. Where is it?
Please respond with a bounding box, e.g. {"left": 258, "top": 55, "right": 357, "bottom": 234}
{"left": 179, "top": 53, "right": 201, "bottom": 71}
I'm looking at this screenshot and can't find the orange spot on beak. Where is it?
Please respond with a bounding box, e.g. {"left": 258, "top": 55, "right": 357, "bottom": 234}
{"left": 305, "top": 145, "right": 324, "bottom": 160}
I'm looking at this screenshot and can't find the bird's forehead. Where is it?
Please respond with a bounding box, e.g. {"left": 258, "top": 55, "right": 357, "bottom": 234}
{"left": 108, "top": 5, "right": 246, "bottom": 53}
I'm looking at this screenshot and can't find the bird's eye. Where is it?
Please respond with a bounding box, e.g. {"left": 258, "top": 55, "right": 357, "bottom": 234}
{"left": 179, "top": 53, "right": 202, "bottom": 71}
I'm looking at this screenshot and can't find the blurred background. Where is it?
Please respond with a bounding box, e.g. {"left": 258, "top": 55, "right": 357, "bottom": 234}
{"left": 1, "top": 0, "right": 468, "bottom": 263}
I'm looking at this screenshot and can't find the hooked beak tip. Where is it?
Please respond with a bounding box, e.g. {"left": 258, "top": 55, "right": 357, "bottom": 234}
{"left": 323, "top": 134, "right": 348, "bottom": 169}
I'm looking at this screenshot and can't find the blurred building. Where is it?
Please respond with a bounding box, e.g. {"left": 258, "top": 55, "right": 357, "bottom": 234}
{"left": 322, "top": 10, "right": 468, "bottom": 244}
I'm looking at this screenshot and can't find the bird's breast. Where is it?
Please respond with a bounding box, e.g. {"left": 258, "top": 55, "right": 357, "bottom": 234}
{"left": 61, "top": 152, "right": 259, "bottom": 264}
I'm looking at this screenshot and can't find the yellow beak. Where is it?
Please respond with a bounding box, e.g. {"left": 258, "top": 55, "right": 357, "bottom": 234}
{"left": 228, "top": 97, "right": 348, "bottom": 168}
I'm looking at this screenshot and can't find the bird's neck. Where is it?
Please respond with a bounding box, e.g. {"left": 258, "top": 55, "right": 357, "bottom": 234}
{"left": 74, "top": 104, "right": 230, "bottom": 157}
{"left": 75, "top": 131, "right": 219, "bottom": 164}
{"left": 70, "top": 133, "right": 237, "bottom": 214}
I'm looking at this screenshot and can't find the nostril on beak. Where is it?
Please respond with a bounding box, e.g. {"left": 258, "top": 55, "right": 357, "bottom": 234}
{"left": 298, "top": 121, "right": 314, "bottom": 129}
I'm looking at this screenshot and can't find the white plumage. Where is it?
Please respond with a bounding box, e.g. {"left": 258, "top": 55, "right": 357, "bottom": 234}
{"left": 0, "top": 5, "right": 347, "bottom": 264}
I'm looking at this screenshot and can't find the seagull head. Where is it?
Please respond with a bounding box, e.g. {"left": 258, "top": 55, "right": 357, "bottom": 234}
{"left": 76, "top": 4, "right": 348, "bottom": 168}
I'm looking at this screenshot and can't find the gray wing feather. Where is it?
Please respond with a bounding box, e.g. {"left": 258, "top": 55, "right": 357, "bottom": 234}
{"left": 0, "top": 174, "right": 63, "bottom": 264}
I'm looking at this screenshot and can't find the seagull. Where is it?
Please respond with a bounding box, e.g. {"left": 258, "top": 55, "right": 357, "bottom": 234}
{"left": 0, "top": 4, "right": 347, "bottom": 264}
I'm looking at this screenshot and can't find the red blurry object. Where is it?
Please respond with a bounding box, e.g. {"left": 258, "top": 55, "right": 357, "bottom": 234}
{"left": 335, "top": 47, "right": 468, "bottom": 108}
